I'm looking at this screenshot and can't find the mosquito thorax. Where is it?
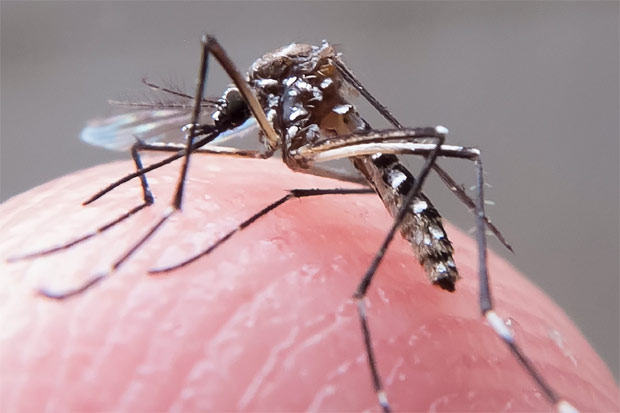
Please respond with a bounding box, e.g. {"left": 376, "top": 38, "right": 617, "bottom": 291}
{"left": 247, "top": 41, "right": 365, "bottom": 157}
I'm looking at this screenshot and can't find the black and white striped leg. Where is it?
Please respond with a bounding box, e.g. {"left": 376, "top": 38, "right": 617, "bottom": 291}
{"left": 473, "top": 158, "right": 578, "bottom": 413}
{"left": 149, "top": 187, "right": 374, "bottom": 274}
{"left": 7, "top": 145, "right": 154, "bottom": 263}
{"left": 36, "top": 35, "right": 305, "bottom": 300}
{"left": 352, "top": 135, "right": 445, "bottom": 413}
{"left": 36, "top": 35, "right": 213, "bottom": 300}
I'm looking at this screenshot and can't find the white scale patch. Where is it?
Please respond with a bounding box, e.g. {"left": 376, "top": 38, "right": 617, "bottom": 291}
{"left": 305, "top": 124, "right": 321, "bottom": 141}
{"left": 295, "top": 80, "right": 313, "bottom": 93}
{"left": 414, "top": 231, "right": 423, "bottom": 245}
{"left": 320, "top": 78, "right": 333, "bottom": 89}
{"left": 413, "top": 200, "right": 428, "bottom": 214}
{"left": 267, "top": 94, "right": 279, "bottom": 108}
{"left": 387, "top": 169, "right": 408, "bottom": 189}
{"left": 423, "top": 234, "right": 432, "bottom": 246}
{"left": 332, "top": 104, "right": 353, "bottom": 115}
{"left": 485, "top": 311, "right": 514, "bottom": 343}
{"left": 312, "top": 88, "right": 323, "bottom": 101}
{"left": 289, "top": 106, "right": 308, "bottom": 122}
{"left": 429, "top": 225, "right": 445, "bottom": 240}
{"left": 276, "top": 43, "right": 300, "bottom": 59}
{"left": 255, "top": 78, "right": 278, "bottom": 88}
{"left": 435, "top": 125, "right": 449, "bottom": 135}
{"left": 287, "top": 126, "right": 299, "bottom": 139}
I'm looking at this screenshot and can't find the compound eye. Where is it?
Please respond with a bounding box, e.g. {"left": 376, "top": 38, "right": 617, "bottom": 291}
{"left": 221, "top": 87, "right": 250, "bottom": 127}
{"left": 224, "top": 87, "right": 245, "bottom": 113}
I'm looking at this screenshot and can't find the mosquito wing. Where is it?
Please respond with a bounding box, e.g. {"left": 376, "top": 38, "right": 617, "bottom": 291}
{"left": 80, "top": 107, "right": 203, "bottom": 151}
{"left": 80, "top": 106, "right": 260, "bottom": 152}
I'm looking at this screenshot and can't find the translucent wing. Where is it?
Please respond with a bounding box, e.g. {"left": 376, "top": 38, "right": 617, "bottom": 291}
{"left": 81, "top": 106, "right": 260, "bottom": 152}
{"left": 81, "top": 108, "right": 200, "bottom": 151}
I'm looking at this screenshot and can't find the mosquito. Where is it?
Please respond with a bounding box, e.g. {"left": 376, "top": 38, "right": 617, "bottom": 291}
{"left": 8, "top": 35, "right": 578, "bottom": 413}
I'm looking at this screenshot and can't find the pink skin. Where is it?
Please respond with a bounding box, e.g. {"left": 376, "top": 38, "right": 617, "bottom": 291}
{"left": 1, "top": 156, "right": 618, "bottom": 412}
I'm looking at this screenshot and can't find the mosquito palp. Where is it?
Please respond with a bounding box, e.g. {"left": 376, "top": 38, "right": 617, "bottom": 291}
{"left": 7, "top": 35, "right": 577, "bottom": 413}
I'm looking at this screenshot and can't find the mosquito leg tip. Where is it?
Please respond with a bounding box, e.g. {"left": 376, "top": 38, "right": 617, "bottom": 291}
{"left": 557, "top": 400, "right": 579, "bottom": 413}
{"left": 377, "top": 390, "right": 391, "bottom": 412}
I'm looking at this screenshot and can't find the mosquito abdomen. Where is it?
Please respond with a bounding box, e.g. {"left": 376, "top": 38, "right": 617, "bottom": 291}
{"left": 352, "top": 153, "right": 459, "bottom": 291}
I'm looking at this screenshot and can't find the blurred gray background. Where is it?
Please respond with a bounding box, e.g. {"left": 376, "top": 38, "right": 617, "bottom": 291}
{"left": 1, "top": 2, "right": 618, "bottom": 380}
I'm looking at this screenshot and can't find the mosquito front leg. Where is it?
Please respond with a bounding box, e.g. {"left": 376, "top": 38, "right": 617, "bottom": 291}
{"left": 7, "top": 145, "right": 154, "bottom": 262}
{"left": 39, "top": 35, "right": 285, "bottom": 299}
{"left": 37, "top": 36, "right": 213, "bottom": 299}
{"left": 85, "top": 34, "right": 278, "bottom": 207}
{"left": 39, "top": 210, "right": 171, "bottom": 300}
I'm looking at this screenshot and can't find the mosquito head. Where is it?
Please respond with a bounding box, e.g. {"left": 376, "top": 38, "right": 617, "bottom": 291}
{"left": 212, "top": 86, "right": 251, "bottom": 130}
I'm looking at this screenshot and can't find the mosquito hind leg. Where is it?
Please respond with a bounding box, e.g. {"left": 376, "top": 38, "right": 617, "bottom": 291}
{"left": 334, "top": 57, "right": 511, "bottom": 252}
{"left": 303, "top": 130, "right": 578, "bottom": 411}
{"left": 7, "top": 145, "right": 155, "bottom": 262}
{"left": 472, "top": 158, "right": 578, "bottom": 413}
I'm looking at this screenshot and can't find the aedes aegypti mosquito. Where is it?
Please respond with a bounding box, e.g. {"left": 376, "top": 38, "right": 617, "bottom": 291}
{"left": 8, "top": 35, "right": 579, "bottom": 413}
